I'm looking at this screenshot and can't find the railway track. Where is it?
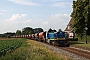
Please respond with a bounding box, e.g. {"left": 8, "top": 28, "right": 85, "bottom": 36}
{"left": 42, "top": 41, "right": 90, "bottom": 60}
{"left": 45, "top": 41, "right": 90, "bottom": 59}
{"left": 59, "top": 47, "right": 90, "bottom": 59}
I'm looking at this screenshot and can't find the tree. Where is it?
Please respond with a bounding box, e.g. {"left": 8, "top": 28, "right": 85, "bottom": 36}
{"left": 0, "top": 34, "right": 5, "bottom": 37}
{"left": 71, "top": 0, "right": 90, "bottom": 35}
{"left": 48, "top": 28, "right": 53, "bottom": 33}
{"left": 58, "top": 29, "right": 62, "bottom": 32}
{"left": 48, "top": 28, "right": 57, "bottom": 33}
{"left": 15, "top": 30, "right": 22, "bottom": 36}
{"left": 4, "top": 32, "right": 15, "bottom": 38}
{"left": 22, "top": 27, "right": 33, "bottom": 35}
{"left": 83, "top": 0, "right": 90, "bottom": 35}
{"left": 33, "top": 28, "right": 43, "bottom": 33}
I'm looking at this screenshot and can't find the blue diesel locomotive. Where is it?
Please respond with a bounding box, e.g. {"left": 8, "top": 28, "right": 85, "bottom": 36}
{"left": 46, "top": 32, "right": 69, "bottom": 46}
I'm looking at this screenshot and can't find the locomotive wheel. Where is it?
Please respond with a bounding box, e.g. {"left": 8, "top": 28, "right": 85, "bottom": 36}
{"left": 66, "top": 44, "right": 70, "bottom": 47}
{"left": 50, "top": 41, "right": 57, "bottom": 46}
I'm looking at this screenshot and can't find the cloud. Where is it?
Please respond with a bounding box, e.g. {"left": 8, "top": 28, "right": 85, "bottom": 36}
{"left": 23, "top": 19, "right": 32, "bottom": 23}
{"left": 42, "top": 22, "right": 49, "bottom": 25}
{"left": 0, "top": 14, "right": 28, "bottom": 33}
{"left": 8, "top": 14, "right": 27, "bottom": 21}
{"left": 42, "top": 0, "right": 63, "bottom": 2}
{"left": 42, "top": 0, "right": 72, "bottom": 2}
{"left": 44, "top": 13, "right": 71, "bottom": 31}
{"left": 51, "top": 2, "right": 71, "bottom": 7}
{"left": 6, "top": 14, "right": 25, "bottom": 27}
{"left": 51, "top": 14, "right": 69, "bottom": 20}
{"left": 8, "top": 0, "right": 39, "bottom": 6}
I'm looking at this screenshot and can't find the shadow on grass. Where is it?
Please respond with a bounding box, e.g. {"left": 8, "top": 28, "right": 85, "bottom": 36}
{"left": 68, "top": 41, "right": 85, "bottom": 45}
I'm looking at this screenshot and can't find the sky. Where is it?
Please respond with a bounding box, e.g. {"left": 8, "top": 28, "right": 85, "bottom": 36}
{"left": 0, "top": 0, "right": 73, "bottom": 33}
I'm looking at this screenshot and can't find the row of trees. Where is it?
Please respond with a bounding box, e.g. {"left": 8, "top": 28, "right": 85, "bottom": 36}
{"left": 71, "top": 0, "right": 90, "bottom": 35}
{"left": 16, "top": 27, "right": 62, "bottom": 36}
{"left": 0, "top": 27, "right": 43, "bottom": 38}
{"left": 0, "top": 33, "right": 15, "bottom": 38}
{"left": 15, "top": 27, "right": 43, "bottom": 36}
{"left": 0, "top": 27, "right": 62, "bottom": 38}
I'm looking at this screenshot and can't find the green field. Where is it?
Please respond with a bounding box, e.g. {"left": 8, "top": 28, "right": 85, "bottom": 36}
{"left": 0, "top": 38, "right": 22, "bottom": 57}
{"left": 0, "top": 38, "right": 71, "bottom": 60}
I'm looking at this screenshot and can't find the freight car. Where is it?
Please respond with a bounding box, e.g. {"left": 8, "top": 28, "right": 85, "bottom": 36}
{"left": 38, "top": 32, "right": 46, "bottom": 42}
{"left": 34, "top": 33, "right": 39, "bottom": 40}
{"left": 31, "top": 34, "right": 35, "bottom": 40}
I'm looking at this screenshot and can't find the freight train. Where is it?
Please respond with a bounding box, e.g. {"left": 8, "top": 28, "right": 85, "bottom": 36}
{"left": 37, "top": 31, "right": 69, "bottom": 46}
{"left": 11, "top": 31, "right": 69, "bottom": 47}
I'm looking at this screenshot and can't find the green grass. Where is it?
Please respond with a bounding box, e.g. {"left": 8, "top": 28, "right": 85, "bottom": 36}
{"left": 75, "top": 43, "right": 90, "bottom": 48}
{"left": 69, "top": 35, "right": 90, "bottom": 48}
{"left": 69, "top": 41, "right": 90, "bottom": 48}
{"left": 0, "top": 38, "right": 71, "bottom": 60}
{"left": 78, "top": 35, "right": 90, "bottom": 42}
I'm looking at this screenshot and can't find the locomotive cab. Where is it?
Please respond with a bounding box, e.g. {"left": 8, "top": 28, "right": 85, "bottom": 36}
{"left": 56, "top": 32, "right": 69, "bottom": 47}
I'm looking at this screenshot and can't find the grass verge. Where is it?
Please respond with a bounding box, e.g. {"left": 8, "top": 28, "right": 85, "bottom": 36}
{"left": 69, "top": 41, "right": 90, "bottom": 48}
{"left": 69, "top": 35, "right": 90, "bottom": 48}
